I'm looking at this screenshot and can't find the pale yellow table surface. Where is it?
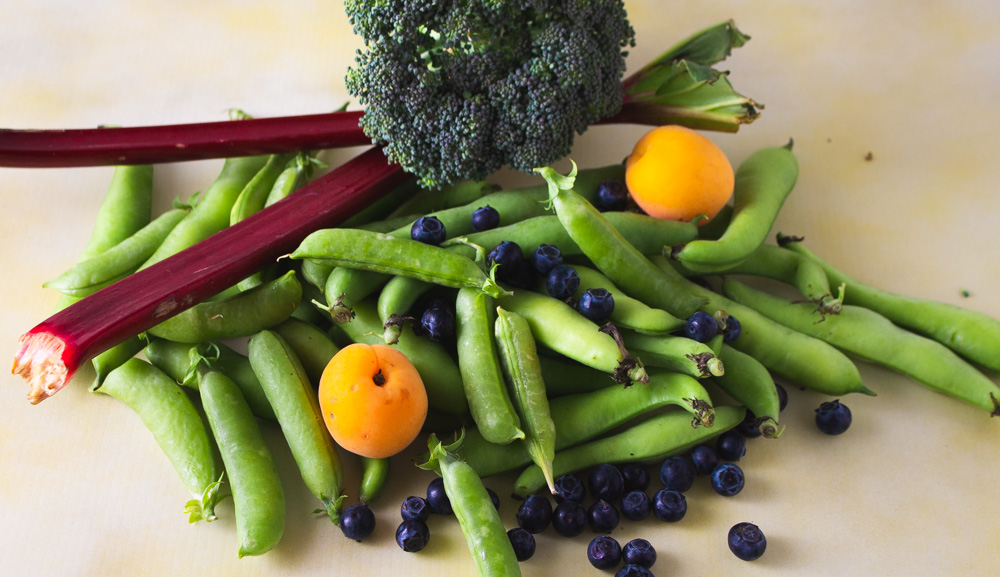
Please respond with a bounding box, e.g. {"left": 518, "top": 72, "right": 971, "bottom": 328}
{"left": 3, "top": 1, "right": 1000, "bottom": 576}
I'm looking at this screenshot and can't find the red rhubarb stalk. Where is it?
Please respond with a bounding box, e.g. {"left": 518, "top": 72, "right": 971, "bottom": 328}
{"left": 12, "top": 147, "right": 411, "bottom": 404}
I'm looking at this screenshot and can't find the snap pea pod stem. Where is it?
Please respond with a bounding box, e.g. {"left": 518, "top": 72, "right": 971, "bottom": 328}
{"left": 94, "top": 358, "right": 222, "bottom": 523}
{"left": 712, "top": 343, "right": 783, "bottom": 438}
{"left": 781, "top": 235, "right": 1000, "bottom": 373}
{"left": 536, "top": 164, "right": 707, "bottom": 318}
{"left": 567, "top": 264, "right": 686, "bottom": 335}
{"left": 494, "top": 307, "right": 557, "bottom": 493}
{"left": 620, "top": 329, "right": 724, "bottom": 378}
{"left": 249, "top": 330, "right": 345, "bottom": 524}
{"left": 673, "top": 143, "right": 799, "bottom": 272}
{"left": 512, "top": 405, "right": 746, "bottom": 497}
{"left": 199, "top": 370, "right": 285, "bottom": 558}
{"left": 147, "top": 270, "right": 302, "bottom": 343}
{"left": 419, "top": 435, "right": 523, "bottom": 577}
{"left": 649, "top": 254, "right": 872, "bottom": 397}
{"left": 456, "top": 289, "right": 524, "bottom": 444}
{"left": 723, "top": 278, "right": 1000, "bottom": 415}
{"left": 359, "top": 457, "right": 390, "bottom": 505}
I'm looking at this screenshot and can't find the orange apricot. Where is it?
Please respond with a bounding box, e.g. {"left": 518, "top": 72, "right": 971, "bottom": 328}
{"left": 318, "top": 343, "right": 428, "bottom": 459}
{"left": 624, "top": 125, "right": 735, "bottom": 223}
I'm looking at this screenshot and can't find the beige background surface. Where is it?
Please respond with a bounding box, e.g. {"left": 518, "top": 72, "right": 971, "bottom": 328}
{"left": 2, "top": 1, "right": 1000, "bottom": 575}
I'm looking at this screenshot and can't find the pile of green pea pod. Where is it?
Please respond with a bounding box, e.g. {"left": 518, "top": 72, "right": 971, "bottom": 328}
{"left": 49, "top": 135, "right": 1000, "bottom": 568}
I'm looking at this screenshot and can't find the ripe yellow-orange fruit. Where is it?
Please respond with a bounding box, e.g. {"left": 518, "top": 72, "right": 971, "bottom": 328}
{"left": 625, "top": 125, "right": 735, "bottom": 223}
{"left": 318, "top": 343, "right": 428, "bottom": 459}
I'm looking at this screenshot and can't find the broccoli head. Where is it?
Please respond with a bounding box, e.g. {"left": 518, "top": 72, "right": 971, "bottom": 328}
{"left": 344, "top": 0, "right": 636, "bottom": 188}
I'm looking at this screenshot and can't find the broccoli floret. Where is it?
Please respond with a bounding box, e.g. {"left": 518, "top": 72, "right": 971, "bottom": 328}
{"left": 344, "top": 0, "right": 635, "bottom": 189}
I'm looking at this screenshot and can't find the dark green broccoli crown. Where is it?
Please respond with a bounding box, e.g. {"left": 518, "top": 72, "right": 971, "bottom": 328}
{"left": 344, "top": 0, "right": 635, "bottom": 188}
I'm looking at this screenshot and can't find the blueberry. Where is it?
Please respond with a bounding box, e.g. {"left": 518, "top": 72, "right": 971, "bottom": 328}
{"left": 487, "top": 487, "right": 500, "bottom": 510}
{"left": 553, "top": 473, "right": 586, "bottom": 504}
{"left": 622, "top": 538, "right": 656, "bottom": 568}
{"left": 426, "top": 477, "right": 452, "bottom": 514}
{"left": 595, "top": 179, "right": 629, "bottom": 212}
{"left": 395, "top": 519, "right": 430, "bottom": 552}
{"left": 710, "top": 463, "right": 745, "bottom": 497}
{"left": 614, "top": 563, "right": 654, "bottom": 577}
{"left": 776, "top": 383, "right": 789, "bottom": 412}
{"left": 516, "top": 494, "right": 553, "bottom": 534}
{"left": 340, "top": 504, "right": 376, "bottom": 541}
{"left": 736, "top": 409, "right": 763, "bottom": 439}
{"left": 620, "top": 490, "right": 651, "bottom": 521}
{"left": 552, "top": 500, "right": 588, "bottom": 537}
{"left": 620, "top": 462, "right": 651, "bottom": 492}
{"left": 471, "top": 205, "right": 500, "bottom": 231}
{"left": 507, "top": 527, "right": 536, "bottom": 561}
{"left": 716, "top": 429, "right": 746, "bottom": 462}
{"left": 420, "top": 304, "right": 455, "bottom": 342}
{"left": 546, "top": 264, "right": 580, "bottom": 300}
{"left": 815, "top": 399, "right": 852, "bottom": 435}
{"left": 652, "top": 488, "right": 687, "bottom": 522}
{"left": 689, "top": 444, "right": 719, "bottom": 476}
{"left": 587, "top": 499, "right": 620, "bottom": 533}
{"left": 587, "top": 535, "right": 623, "bottom": 570}
{"left": 578, "top": 288, "right": 615, "bottom": 323}
{"left": 659, "top": 456, "right": 695, "bottom": 492}
{"left": 588, "top": 463, "right": 625, "bottom": 501}
{"left": 728, "top": 522, "right": 767, "bottom": 561}
{"left": 410, "top": 215, "right": 446, "bottom": 245}
{"left": 487, "top": 240, "right": 524, "bottom": 281}
{"left": 684, "top": 310, "right": 719, "bottom": 342}
{"left": 400, "top": 495, "right": 430, "bottom": 521}
{"left": 722, "top": 314, "right": 743, "bottom": 342}
{"left": 531, "top": 244, "right": 563, "bottom": 274}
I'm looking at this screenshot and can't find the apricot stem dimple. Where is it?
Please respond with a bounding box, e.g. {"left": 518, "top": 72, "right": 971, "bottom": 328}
{"left": 372, "top": 369, "right": 386, "bottom": 386}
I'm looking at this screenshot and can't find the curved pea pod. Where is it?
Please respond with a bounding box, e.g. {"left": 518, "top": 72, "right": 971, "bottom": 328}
{"left": 621, "top": 330, "right": 724, "bottom": 379}
{"left": 230, "top": 153, "right": 297, "bottom": 226}
{"left": 512, "top": 405, "right": 746, "bottom": 497}
{"left": 650, "top": 255, "right": 872, "bottom": 397}
{"left": 712, "top": 344, "right": 783, "bottom": 438}
{"left": 535, "top": 164, "right": 707, "bottom": 318}
{"left": 494, "top": 306, "right": 557, "bottom": 493}
{"left": 263, "top": 152, "right": 315, "bottom": 208}
{"left": 673, "top": 143, "right": 799, "bottom": 272}
{"left": 329, "top": 298, "right": 469, "bottom": 417}
{"left": 144, "top": 338, "right": 276, "bottom": 421}
{"left": 455, "top": 370, "right": 715, "bottom": 478}
{"left": 300, "top": 259, "right": 334, "bottom": 291}
{"left": 538, "top": 353, "right": 618, "bottom": 397}
{"left": 455, "top": 288, "right": 524, "bottom": 445}
{"left": 418, "top": 435, "right": 523, "bottom": 577}
{"left": 271, "top": 317, "right": 340, "bottom": 386}
{"left": 94, "top": 358, "right": 222, "bottom": 523}
{"left": 723, "top": 278, "right": 1000, "bottom": 415}
{"left": 249, "top": 330, "right": 345, "bottom": 524}
{"left": 322, "top": 265, "right": 390, "bottom": 324}
{"left": 496, "top": 289, "right": 648, "bottom": 385}
{"left": 567, "top": 264, "right": 685, "bottom": 335}
{"left": 782, "top": 236, "right": 1000, "bottom": 374}
{"left": 92, "top": 336, "right": 146, "bottom": 389}
{"left": 359, "top": 457, "right": 390, "bottom": 505}
{"left": 199, "top": 370, "right": 285, "bottom": 558}
{"left": 147, "top": 270, "right": 302, "bottom": 343}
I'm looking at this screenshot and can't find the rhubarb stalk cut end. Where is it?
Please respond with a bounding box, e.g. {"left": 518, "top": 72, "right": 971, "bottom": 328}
{"left": 13, "top": 331, "right": 70, "bottom": 404}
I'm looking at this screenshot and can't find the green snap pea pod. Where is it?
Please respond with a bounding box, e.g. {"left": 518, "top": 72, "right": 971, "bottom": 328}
{"left": 621, "top": 330, "right": 724, "bottom": 378}
{"left": 723, "top": 278, "right": 1000, "bottom": 415}
{"left": 292, "top": 228, "right": 508, "bottom": 298}
{"left": 387, "top": 179, "right": 498, "bottom": 219}
{"left": 567, "top": 264, "right": 685, "bottom": 335}
{"left": 143, "top": 338, "right": 276, "bottom": 421}
{"left": 781, "top": 236, "right": 1000, "bottom": 373}
{"left": 199, "top": 369, "right": 285, "bottom": 558}
{"left": 291, "top": 280, "right": 332, "bottom": 329}
{"left": 536, "top": 164, "right": 708, "bottom": 318}
{"left": 419, "top": 435, "right": 523, "bottom": 577}
{"left": 301, "top": 258, "right": 335, "bottom": 291}
{"left": 359, "top": 457, "right": 390, "bottom": 505}
{"left": 230, "top": 153, "right": 297, "bottom": 226}
{"left": 712, "top": 343, "right": 783, "bottom": 438}
{"left": 44, "top": 208, "right": 189, "bottom": 296}
{"left": 328, "top": 298, "right": 469, "bottom": 416}
{"left": 456, "top": 370, "right": 716, "bottom": 478}
{"left": 262, "top": 153, "right": 312, "bottom": 208}
{"left": 147, "top": 270, "right": 302, "bottom": 343}
{"left": 248, "top": 330, "right": 345, "bottom": 523}
{"left": 496, "top": 289, "right": 648, "bottom": 385}
{"left": 695, "top": 202, "right": 733, "bottom": 241}
{"left": 377, "top": 274, "right": 436, "bottom": 344}
{"left": 321, "top": 262, "right": 394, "bottom": 323}
{"left": 357, "top": 213, "right": 424, "bottom": 234}
{"left": 339, "top": 179, "right": 421, "bottom": 229}
{"left": 513, "top": 405, "right": 746, "bottom": 497}
{"left": 95, "top": 358, "right": 222, "bottom": 523}
{"left": 649, "top": 254, "right": 873, "bottom": 397}
{"left": 456, "top": 289, "right": 524, "bottom": 445}
{"left": 271, "top": 317, "right": 340, "bottom": 386}
{"left": 92, "top": 337, "right": 147, "bottom": 388}
{"left": 673, "top": 143, "right": 799, "bottom": 272}
{"left": 494, "top": 307, "right": 557, "bottom": 493}
{"left": 538, "top": 353, "right": 617, "bottom": 397}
